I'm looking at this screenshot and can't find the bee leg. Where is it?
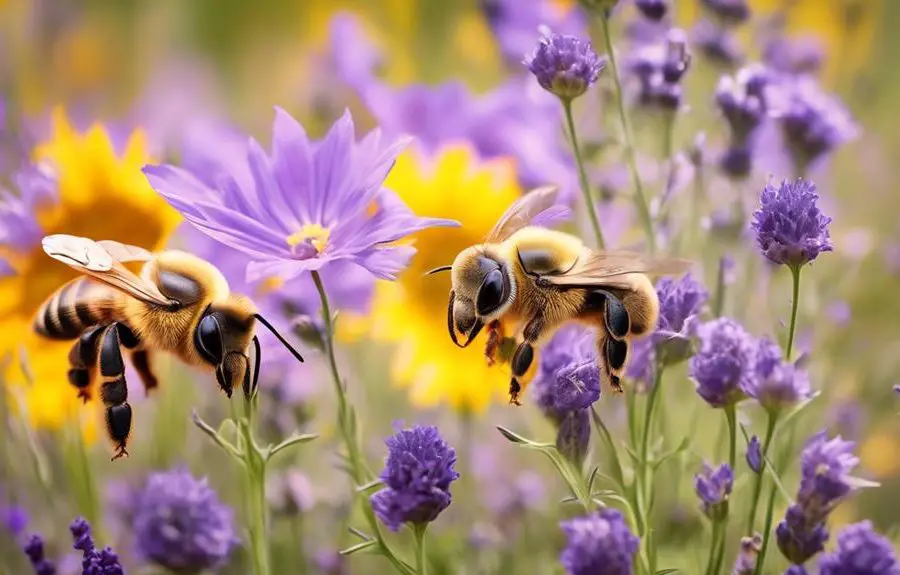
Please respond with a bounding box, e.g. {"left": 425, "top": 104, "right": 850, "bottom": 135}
{"left": 115, "top": 324, "right": 159, "bottom": 397}
{"left": 508, "top": 316, "right": 546, "bottom": 405}
{"left": 67, "top": 326, "right": 105, "bottom": 403}
{"left": 604, "top": 294, "right": 630, "bottom": 341}
{"left": 597, "top": 333, "right": 629, "bottom": 394}
{"left": 99, "top": 323, "right": 133, "bottom": 461}
{"left": 485, "top": 320, "right": 504, "bottom": 366}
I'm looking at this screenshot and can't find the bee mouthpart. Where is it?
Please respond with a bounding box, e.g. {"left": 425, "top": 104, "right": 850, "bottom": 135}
{"left": 461, "top": 319, "right": 484, "bottom": 348}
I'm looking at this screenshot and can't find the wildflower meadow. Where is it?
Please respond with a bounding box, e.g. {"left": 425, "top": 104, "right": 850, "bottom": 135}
{"left": 2, "top": 1, "right": 899, "bottom": 574}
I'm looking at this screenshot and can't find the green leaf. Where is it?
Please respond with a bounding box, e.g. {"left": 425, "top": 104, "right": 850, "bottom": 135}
{"left": 356, "top": 479, "right": 385, "bottom": 493}
{"left": 496, "top": 425, "right": 532, "bottom": 445}
{"left": 651, "top": 436, "right": 692, "bottom": 470}
{"left": 339, "top": 540, "right": 378, "bottom": 556}
{"left": 267, "top": 432, "right": 319, "bottom": 461}
{"left": 191, "top": 409, "right": 243, "bottom": 461}
{"left": 589, "top": 407, "right": 626, "bottom": 488}
{"left": 348, "top": 527, "right": 373, "bottom": 541}
{"left": 587, "top": 466, "right": 601, "bottom": 493}
{"left": 655, "top": 569, "right": 679, "bottom": 574}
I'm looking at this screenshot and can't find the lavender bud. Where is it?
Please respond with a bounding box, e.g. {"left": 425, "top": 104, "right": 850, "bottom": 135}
{"left": 776, "top": 504, "right": 829, "bottom": 565}
{"left": 556, "top": 409, "right": 591, "bottom": 468}
{"left": 694, "top": 463, "right": 733, "bottom": 520}
{"left": 818, "top": 521, "right": 900, "bottom": 574}
{"left": 23, "top": 534, "right": 57, "bottom": 575}
{"left": 732, "top": 533, "right": 762, "bottom": 575}
{"left": 692, "top": 20, "right": 743, "bottom": 66}
{"left": 635, "top": 0, "right": 668, "bottom": 21}
{"left": 524, "top": 34, "right": 605, "bottom": 102}
{"left": 746, "top": 435, "right": 762, "bottom": 473}
{"left": 701, "top": 0, "right": 750, "bottom": 25}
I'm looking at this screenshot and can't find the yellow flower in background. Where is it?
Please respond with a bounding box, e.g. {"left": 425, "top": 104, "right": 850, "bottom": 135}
{"left": 351, "top": 145, "right": 529, "bottom": 414}
{"left": 0, "top": 107, "right": 181, "bottom": 433}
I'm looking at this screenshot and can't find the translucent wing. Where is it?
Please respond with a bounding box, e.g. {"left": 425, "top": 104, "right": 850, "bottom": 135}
{"left": 485, "top": 185, "right": 563, "bottom": 243}
{"left": 540, "top": 250, "right": 693, "bottom": 288}
{"left": 41, "top": 234, "right": 175, "bottom": 306}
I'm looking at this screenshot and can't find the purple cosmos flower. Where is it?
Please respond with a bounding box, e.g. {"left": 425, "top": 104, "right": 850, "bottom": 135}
{"left": 635, "top": 0, "right": 668, "bottom": 21}
{"left": 768, "top": 78, "right": 858, "bottom": 173}
{"left": 532, "top": 325, "right": 600, "bottom": 421}
{"left": 751, "top": 178, "right": 832, "bottom": 268}
{"left": 556, "top": 409, "right": 591, "bottom": 467}
{"left": 777, "top": 504, "right": 830, "bottom": 565}
{"left": 482, "top": 0, "right": 587, "bottom": 65}
{"left": 733, "top": 534, "right": 762, "bottom": 575}
{"left": 23, "top": 534, "right": 57, "bottom": 575}
{"left": 692, "top": 19, "right": 743, "bottom": 66}
{"left": 524, "top": 33, "right": 605, "bottom": 101}
{"left": 694, "top": 462, "right": 733, "bottom": 519}
{"left": 133, "top": 468, "right": 238, "bottom": 572}
{"left": 818, "top": 521, "right": 900, "bottom": 575}
{"left": 144, "top": 108, "right": 457, "bottom": 283}
{"left": 370, "top": 425, "right": 459, "bottom": 531}
{"left": 559, "top": 509, "right": 639, "bottom": 575}
{"left": 689, "top": 318, "right": 756, "bottom": 408}
{"left": 746, "top": 435, "right": 762, "bottom": 473}
{"left": 701, "top": 0, "right": 750, "bottom": 25}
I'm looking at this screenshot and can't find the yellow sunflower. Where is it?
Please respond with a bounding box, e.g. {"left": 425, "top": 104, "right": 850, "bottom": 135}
{"left": 346, "top": 144, "right": 536, "bottom": 414}
{"left": 0, "top": 107, "right": 181, "bottom": 434}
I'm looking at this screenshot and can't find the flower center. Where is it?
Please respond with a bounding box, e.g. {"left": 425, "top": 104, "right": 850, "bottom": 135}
{"left": 286, "top": 223, "right": 330, "bottom": 254}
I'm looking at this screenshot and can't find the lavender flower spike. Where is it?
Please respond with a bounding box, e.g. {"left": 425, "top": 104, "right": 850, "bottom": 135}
{"left": 776, "top": 504, "right": 829, "bottom": 565}
{"left": 145, "top": 108, "right": 459, "bottom": 283}
{"left": 694, "top": 462, "right": 733, "bottom": 520}
{"left": 371, "top": 425, "right": 459, "bottom": 531}
{"left": 750, "top": 178, "right": 832, "bottom": 268}
{"left": 689, "top": 318, "right": 756, "bottom": 408}
{"left": 524, "top": 33, "right": 605, "bottom": 101}
{"left": 818, "top": 521, "right": 900, "bottom": 575}
{"left": 559, "top": 509, "right": 639, "bottom": 575}
{"left": 23, "top": 534, "right": 56, "bottom": 575}
{"left": 532, "top": 325, "right": 600, "bottom": 422}
{"left": 797, "top": 431, "right": 868, "bottom": 521}
{"left": 732, "top": 533, "right": 762, "bottom": 575}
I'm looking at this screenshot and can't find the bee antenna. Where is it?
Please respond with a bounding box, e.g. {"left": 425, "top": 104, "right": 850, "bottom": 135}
{"left": 424, "top": 265, "right": 452, "bottom": 276}
{"left": 254, "top": 314, "right": 305, "bottom": 363}
{"left": 251, "top": 334, "right": 262, "bottom": 395}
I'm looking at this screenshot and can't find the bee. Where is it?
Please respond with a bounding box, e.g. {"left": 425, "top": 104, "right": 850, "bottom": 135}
{"left": 34, "top": 234, "right": 304, "bottom": 460}
{"left": 428, "top": 186, "right": 691, "bottom": 405}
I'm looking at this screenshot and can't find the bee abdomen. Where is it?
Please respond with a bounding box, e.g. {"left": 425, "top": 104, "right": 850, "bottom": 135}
{"left": 34, "top": 278, "right": 115, "bottom": 340}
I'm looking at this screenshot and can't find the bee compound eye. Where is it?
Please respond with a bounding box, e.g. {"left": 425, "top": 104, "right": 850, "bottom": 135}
{"left": 195, "top": 314, "right": 223, "bottom": 364}
{"left": 476, "top": 269, "right": 506, "bottom": 316}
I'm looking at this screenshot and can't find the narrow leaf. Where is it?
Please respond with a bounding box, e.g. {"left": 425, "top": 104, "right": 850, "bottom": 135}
{"left": 347, "top": 527, "right": 373, "bottom": 541}
{"left": 356, "top": 479, "right": 385, "bottom": 493}
{"left": 496, "top": 425, "right": 532, "bottom": 445}
{"left": 268, "top": 432, "right": 319, "bottom": 461}
{"left": 191, "top": 409, "right": 243, "bottom": 461}
{"left": 339, "top": 540, "right": 378, "bottom": 556}
{"left": 587, "top": 466, "right": 600, "bottom": 493}
{"left": 655, "top": 569, "right": 679, "bottom": 574}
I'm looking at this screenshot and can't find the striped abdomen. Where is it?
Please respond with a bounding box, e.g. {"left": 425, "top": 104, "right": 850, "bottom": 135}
{"left": 34, "top": 278, "right": 120, "bottom": 340}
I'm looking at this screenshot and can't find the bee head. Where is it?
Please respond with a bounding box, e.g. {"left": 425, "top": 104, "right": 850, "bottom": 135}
{"left": 442, "top": 248, "right": 513, "bottom": 348}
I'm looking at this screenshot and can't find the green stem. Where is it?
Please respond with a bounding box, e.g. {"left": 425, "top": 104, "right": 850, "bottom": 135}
{"left": 746, "top": 413, "right": 778, "bottom": 534}
{"left": 712, "top": 405, "right": 738, "bottom": 574}
{"left": 785, "top": 265, "right": 802, "bottom": 360}
{"left": 241, "top": 399, "right": 271, "bottom": 575}
{"left": 311, "top": 271, "right": 413, "bottom": 575}
{"left": 704, "top": 520, "right": 723, "bottom": 575}
{"left": 639, "top": 365, "right": 664, "bottom": 573}
{"left": 753, "top": 483, "right": 778, "bottom": 575}
{"left": 562, "top": 99, "right": 606, "bottom": 249}
{"left": 413, "top": 524, "right": 428, "bottom": 575}
{"left": 599, "top": 11, "right": 655, "bottom": 253}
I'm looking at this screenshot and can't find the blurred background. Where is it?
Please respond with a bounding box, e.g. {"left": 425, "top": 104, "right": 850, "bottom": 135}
{"left": 1, "top": 0, "right": 899, "bottom": 573}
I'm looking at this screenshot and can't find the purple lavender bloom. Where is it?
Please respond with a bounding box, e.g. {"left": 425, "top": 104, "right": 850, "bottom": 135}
{"left": 524, "top": 33, "right": 605, "bottom": 101}
{"left": 2, "top": 504, "right": 28, "bottom": 536}
{"left": 652, "top": 273, "right": 708, "bottom": 363}
{"left": 692, "top": 19, "right": 743, "bottom": 66}
{"left": 797, "top": 431, "right": 864, "bottom": 520}
{"left": 133, "top": 468, "right": 238, "bottom": 572}
{"left": 532, "top": 325, "right": 600, "bottom": 421}
{"left": 746, "top": 435, "right": 762, "bottom": 473}
{"left": 777, "top": 504, "right": 829, "bottom": 565}
{"left": 23, "top": 534, "right": 56, "bottom": 575}
{"left": 482, "top": 0, "right": 587, "bottom": 65}
{"left": 818, "top": 521, "right": 900, "bottom": 575}
{"left": 769, "top": 78, "right": 858, "bottom": 173}
{"left": 694, "top": 462, "right": 733, "bottom": 520}
{"left": 700, "top": 0, "right": 750, "bottom": 25}
{"left": 556, "top": 409, "right": 591, "bottom": 467}
{"left": 689, "top": 318, "right": 756, "bottom": 408}
{"left": 635, "top": 0, "right": 668, "bottom": 21}
{"left": 750, "top": 178, "right": 832, "bottom": 268}
{"left": 69, "top": 517, "right": 125, "bottom": 575}
{"left": 559, "top": 509, "right": 639, "bottom": 575}
{"left": 733, "top": 534, "right": 762, "bottom": 575}
{"left": 370, "top": 425, "right": 459, "bottom": 531}
{"left": 763, "top": 34, "right": 825, "bottom": 76}
{"left": 627, "top": 29, "right": 691, "bottom": 111}
{"left": 784, "top": 566, "right": 811, "bottom": 575}
{"left": 144, "top": 108, "right": 458, "bottom": 283}
{"left": 70, "top": 517, "right": 95, "bottom": 556}
{"left": 716, "top": 66, "right": 768, "bottom": 142}
{"left": 748, "top": 361, "right": 812, "bottom": 413}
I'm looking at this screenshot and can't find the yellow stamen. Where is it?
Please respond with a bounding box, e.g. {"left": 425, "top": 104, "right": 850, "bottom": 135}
{"left": 256, "top": 276, "right": 285, "bottom": 297}
{"left": 286, "top": 223, "right": 331, "bottom": 254}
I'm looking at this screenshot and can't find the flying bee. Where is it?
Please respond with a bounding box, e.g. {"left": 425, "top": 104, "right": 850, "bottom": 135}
{"left": 428, "top": 186, "right": 691, "bottom": 405}
{"left": 34, "top": 234, "right": 304, "bottom": 460}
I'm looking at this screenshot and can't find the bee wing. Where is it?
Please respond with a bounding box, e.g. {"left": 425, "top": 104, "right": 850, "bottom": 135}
{"left": 41, "top": 234, "right": 175, "bottom": 307}
{"left": 541, "top": 251, "right": 693, "bottom": 288}
{"left": 485, "top": 185, "right": 565, "bottom": 243}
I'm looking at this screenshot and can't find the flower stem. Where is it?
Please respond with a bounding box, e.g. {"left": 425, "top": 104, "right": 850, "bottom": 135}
{"left": 704, "top": 520, "right": 723, "bottom": 575}
{"left": 413, "top": 524, "right": 428, "bottom": 575}
{"left": 562, "top": 99, "right": 606, "bottom": 249}
{"left": 712, "top": 404, "right": 738, "bottom": 574}
{"left": 753, "top": 482, "right": 778, "bottom": 575}
{"left": 311, "top": 271, "right": 413, "bottom": 575}
{"left": 746, "top": 413, "right": 778, "bottom": 534}
{"left": 639, "top": 365, "right": 664, "bottom": 573}
{"left": 599, "top": 11, "right": 655, "bottom": 253}
{"left": 786, "top": 264, "right": 802, "bottom": 360}
{"left": 240, "top": 398, "right": 271, "bottom": 575}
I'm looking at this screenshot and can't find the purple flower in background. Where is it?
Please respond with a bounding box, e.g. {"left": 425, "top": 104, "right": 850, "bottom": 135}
{"left": 777, "top": 504, "right": 830, "bottom": 565}
{"left": 769, "top": 78, "right": 858, "bottom": 173}
{"left": 635, "top": 0, "right": 668, "bottom": 21}
{"left": 314, "top": 550, "right": 348, "bottom": 575}
{"left": 627, "top": 29, "right": 692, "bottom": 111}
{"left": 694, "top": 462, "right": 733, "bottom": 519}
{"left": 145, "top": 108, "right": 458, "bottom": 283}
{"left": 763, "top": 34, "right": 825, "bottom": 77}
{"left": 750, "top": 178, "right": 832, "bottom": 268}
{"left": 818, "top": 521, "right": 900, "bottom": 575}
{"left": 748, "top": 361, "right": 812, "bottom": 413}
{"left": 785, "top": 566, "right": 810, "bottom": 575}
{"left": 370, "top": 425, "right": 459, "bottom": 531}
{"left": 715, "top": 64, "right": 770, "bottom": 179}
{"left": 701, "top": 0, "right": 750, "bottom": 25}
{"left": 133, "top": 468, "right": 238, "bottom": 572}
{"left": 692, "top": 19, "right": 743, "bottom": 66}
{"left": 482, "top": 0, "right": 587, "bottom": 64}
{"left": 556, "top": 409, "right": 591, "bottom": 467}
{"left": 23, "top": 534, "right": 56, "bottom": 575}
{"left": 746, "top": 435, "right": 762, "bottom": 473}
{"left": 328, "top": 12, "right": 384, "bottom": 90}
{"left": 532, "top": 325, "right": 600, "bottom": 421}
{"left": 797, "top": 431, "right": 864, "bottom": 520}
{"left": 267, "top": 469, "right": 315, "bottom": 516}
{"left": 70, "top": 517, "right": 125, "bottom": 575}
{"left": 2, "top": 504, "right": 28, "bottom": 536}
{"left": 689, "top": 318, "right": 756, "bottom": 408}
{"left": 525, "top": 33, "right": 605, "bottom": 101}
{"left": 559, "top": 509, "right": 639, "bottom": 575}
{"left": 733, "top": 534, "right": 762, "bottom": 574}
{"left": 0, "top": 163, "right": 58, "bottom": 272}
